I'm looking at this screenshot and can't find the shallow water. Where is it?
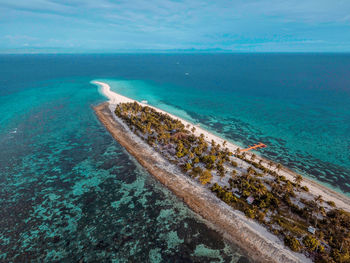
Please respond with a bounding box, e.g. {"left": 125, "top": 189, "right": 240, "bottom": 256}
{"left": 99, "top": 54, "right": 350, "bottom": 196}
{"left": 0, "top": 74, "right": 245, "bottom": 261}
{"left": 0, "top": 54, "right": 349, "bottom": 261}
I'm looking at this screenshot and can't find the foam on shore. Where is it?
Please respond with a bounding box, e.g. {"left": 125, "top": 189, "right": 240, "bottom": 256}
{"left": 94, "top": 102, "right": 311, "bottom": 263}
{"left": 92, "top": 80, "right": 350, "bottom": 212}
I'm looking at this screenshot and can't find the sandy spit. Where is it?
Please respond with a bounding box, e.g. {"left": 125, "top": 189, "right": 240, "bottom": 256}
{"left": 92, "top": 80, "right": 350, "bottom": 212}
{"left": 94, "top": 102, "right": 311, "bottom": 263}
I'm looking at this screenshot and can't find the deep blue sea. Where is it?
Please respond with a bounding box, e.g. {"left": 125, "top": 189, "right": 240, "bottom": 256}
{"left": 0, "top": 54, "right": 349, "bottom": 262}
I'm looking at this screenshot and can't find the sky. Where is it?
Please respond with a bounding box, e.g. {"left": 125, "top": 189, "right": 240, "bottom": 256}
{"left": 1, "top": 0, "right": 350, "bottom": 53}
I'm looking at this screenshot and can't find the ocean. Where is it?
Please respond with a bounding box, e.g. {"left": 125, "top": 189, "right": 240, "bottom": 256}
{"left": 0, "top": 54, "right": 349, "bottom": 262}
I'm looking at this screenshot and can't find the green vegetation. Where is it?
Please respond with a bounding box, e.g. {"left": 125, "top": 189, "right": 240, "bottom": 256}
{"left": 284, "top": 235, "right": 302, "bottom": 252}
{"left": 301, "top": 185, "right": 309, "bottom": 192}
{"left": 114, "top": 102, "right": 350, "bottom": 263}
{"left": 303, "top": 235, "right": 320, "bottom": 251}
{"left": 327, "top": 200, "right": 336, "bottom": 207}
{"left": 199, "top": 170, "right": 212, "bottom": 185}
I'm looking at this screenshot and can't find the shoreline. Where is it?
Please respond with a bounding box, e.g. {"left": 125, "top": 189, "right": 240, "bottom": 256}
{"left": 94, "top": 101, "right": 310, "bottom": 263}
{"left": 92, "top": 80, "right": 350, "bottom": 212}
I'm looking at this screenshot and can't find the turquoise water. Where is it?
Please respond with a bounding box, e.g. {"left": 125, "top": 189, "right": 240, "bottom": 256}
{"left": 0, "top": 62, "right": 245, "bottom": 261}
{"left": 103, "top": 75, "right": 350, "bottom": 196}
{"left": 0, "top": 54, "right": 349, "bottom": 261}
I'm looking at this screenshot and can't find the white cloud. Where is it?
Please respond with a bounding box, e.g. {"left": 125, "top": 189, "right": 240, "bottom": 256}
{"left": 1, "top": 0, "right": 350, "bottom": 52}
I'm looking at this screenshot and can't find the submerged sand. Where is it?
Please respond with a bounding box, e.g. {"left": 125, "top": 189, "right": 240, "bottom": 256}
{"left": 94, "top": 102, "right": 312, "bottom": 263}
{"left": 93, "top": 80, "right": 350, "bottom": 212}
{"left": 92, "top": 80, "right": 350, "bottom": 263}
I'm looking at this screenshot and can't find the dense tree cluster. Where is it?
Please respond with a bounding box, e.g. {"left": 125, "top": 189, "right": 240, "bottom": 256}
{"left": 115, "top": 102, "right": 350, "bottom": 263}
{"left": 115, "top": 102, "right": 233, "bottom": 183}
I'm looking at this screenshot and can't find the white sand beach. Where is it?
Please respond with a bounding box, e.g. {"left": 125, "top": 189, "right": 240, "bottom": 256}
{"left": 93, "top": 80, "right": 350, "bottom": 212}
{"left": 93, "top": 80, "right": 350, "bottom": 262}
{"left": 93, "top": 79, "right": 350, "bottom": 263}
{"left": 94, "top": 102, "right": 310, "bottom": 263}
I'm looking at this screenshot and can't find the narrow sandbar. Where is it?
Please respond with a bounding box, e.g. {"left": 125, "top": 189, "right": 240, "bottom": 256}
{"left": 93, "top": 80, "right": 350, "bottom": 211}
{"left": 94, "top": 102, "right": 312, "bottom": 262}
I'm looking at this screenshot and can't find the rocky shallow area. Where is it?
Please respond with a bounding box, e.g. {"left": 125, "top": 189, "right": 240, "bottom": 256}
{"left": 94, "top": 102, "right": 310, "bottom": 263}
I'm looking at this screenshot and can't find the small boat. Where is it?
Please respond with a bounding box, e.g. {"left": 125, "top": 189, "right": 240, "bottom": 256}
{"left": 140, "top": 100, "right": 148, "bottom": 104}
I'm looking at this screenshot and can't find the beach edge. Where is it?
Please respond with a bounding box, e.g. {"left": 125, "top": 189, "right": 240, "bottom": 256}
{"left": 93, "top": 101, "right": 310, "bottom": 263}
{"left": 91, "top": 80, "right": 350, "bottom": 211}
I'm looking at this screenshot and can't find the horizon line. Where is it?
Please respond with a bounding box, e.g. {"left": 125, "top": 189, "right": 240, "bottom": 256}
{"left": 1, "top": 51, "right": 350, "bottom": 55}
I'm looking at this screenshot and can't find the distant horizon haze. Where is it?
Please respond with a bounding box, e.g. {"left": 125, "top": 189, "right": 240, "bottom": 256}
{"left": 1, "top": 0, "right": 350, "bottom": 53}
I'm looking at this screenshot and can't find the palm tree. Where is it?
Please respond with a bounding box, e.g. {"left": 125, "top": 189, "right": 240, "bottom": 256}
{"left": 294, "top": 174, "right": 303, "bottom": 186}
{"left": 268, "top": 161, "right": 274, "bottom": 169}
{"left": 256, "top": 184, "right": 266, "bottom": 200}
{"left": 247, "top": 166, "right": 255, "bottom": 176}
{"left": 276, "top": 163, "right": 282, "bottom": 172}
{"left": 251, "top": 153, "right": 256, "bottom": 162}
{"left": 313, "top": 195, "right": 324, "bottom": 226}
{"left": 315, "top": 195, "right": 323, "bottom": 205}
{"left": 240, "top": 173, "right": 249, "bottom": 190}
{"left": 340, "top": 236, "right": 350, "bottom": 252}
{"left": 235, "top": 148, "right": 241, "bottom": 156}
{"left": 284, "top": 181, "right": 293, "bottom": 194}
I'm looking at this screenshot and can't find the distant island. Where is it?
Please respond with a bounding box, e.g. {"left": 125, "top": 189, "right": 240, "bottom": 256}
{"left": 93, "top": 81, "right": 350, "bottom": 263}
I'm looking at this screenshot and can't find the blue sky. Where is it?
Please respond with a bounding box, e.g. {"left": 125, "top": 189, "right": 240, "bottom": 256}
{"left": 1, "top": 0, "right": 350, "bottom": 53}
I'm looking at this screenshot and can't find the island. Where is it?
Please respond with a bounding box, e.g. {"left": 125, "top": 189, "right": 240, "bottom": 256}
{"left": 93, "top": 81, "right": 350, "bottom": 263}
